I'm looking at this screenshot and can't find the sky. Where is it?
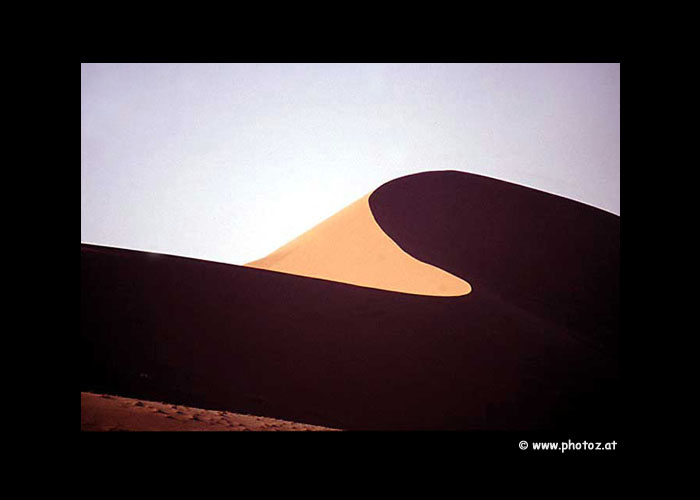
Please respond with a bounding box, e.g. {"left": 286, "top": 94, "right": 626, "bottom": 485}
{"left": 81, "top": 63, "right": 620, "bottom": 265}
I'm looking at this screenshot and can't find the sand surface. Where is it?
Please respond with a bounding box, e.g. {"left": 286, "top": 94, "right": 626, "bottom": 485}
{"left": 81, "top": 171, "right": 619, "bottom": 430}
{"left": 81, "top": 392, "right": 338, "bottom": 431}
{"left": 245, "top": 194, "right": 471, "bottom": 297}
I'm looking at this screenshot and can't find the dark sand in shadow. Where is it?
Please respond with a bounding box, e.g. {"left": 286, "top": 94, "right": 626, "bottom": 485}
{"left": 81, "top": 171, "right": 619, "bottom": 431}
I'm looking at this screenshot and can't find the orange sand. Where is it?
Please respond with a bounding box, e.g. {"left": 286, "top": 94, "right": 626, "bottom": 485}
{"left": 245, "top": 194, "right": 471, "bottom": 297}
{"left": 81, "top": 392, "right": 338, "bottom": 431}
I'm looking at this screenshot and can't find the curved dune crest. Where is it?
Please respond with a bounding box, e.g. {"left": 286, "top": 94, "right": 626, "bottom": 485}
{"left": 245, "top": 193, "right": 471, "bottom": 297}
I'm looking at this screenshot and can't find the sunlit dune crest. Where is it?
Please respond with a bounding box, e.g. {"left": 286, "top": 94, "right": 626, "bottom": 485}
{"left": 245, "top": 193, "right": 472, "bottom": 297}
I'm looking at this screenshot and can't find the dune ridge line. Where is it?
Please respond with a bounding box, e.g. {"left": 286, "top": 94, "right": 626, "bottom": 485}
{"left": 245, "top": 192, "right": 472, "bottom": 297}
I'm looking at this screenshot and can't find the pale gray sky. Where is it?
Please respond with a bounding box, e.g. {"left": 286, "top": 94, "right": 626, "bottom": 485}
{"left": 81, "top": 63, "right": 620, "bottom": 265}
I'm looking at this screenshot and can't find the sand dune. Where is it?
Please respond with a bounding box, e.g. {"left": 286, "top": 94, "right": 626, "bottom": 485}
{"left": 245, "top": 194, "right": 471, "bottom": 296}
{"left": 81, "top": 392, "right": 337, "bottom": 431}
{"left": 369, "top": 171, "right": 620, "bottom": 351}
{"left": 81, "top": 171, "right": 619, "bottom": 430}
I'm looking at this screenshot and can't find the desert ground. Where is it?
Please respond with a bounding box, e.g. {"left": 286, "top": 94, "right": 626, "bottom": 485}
{"left": 81, "top": 392, "right": 337, "bottom": 431}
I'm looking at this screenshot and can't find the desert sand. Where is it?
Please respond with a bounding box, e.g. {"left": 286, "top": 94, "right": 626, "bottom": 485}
{"left": 81, "top": 171, "right": 619, "bottom": 431}
{"left": 81, "top": 392, "right": 337, "bottom": 431}
{"left": 245, "top": 194, "right": 471, "bottom": 297}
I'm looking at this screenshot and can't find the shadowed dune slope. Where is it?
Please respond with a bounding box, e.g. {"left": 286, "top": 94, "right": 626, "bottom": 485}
{"left": 370, "top": 171, "right": 620, "bottom": 353}
{"left": 81, "top": 171, "right": 619, "bottom": 431}
{"left": 245, "top": 193, "right": 471, "bottom": 296}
